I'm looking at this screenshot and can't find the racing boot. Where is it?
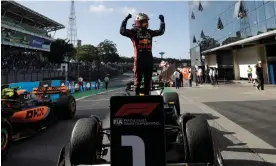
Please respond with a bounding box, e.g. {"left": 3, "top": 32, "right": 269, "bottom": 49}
{"left": 135, "top": 87, "right": 140, "bottom": 96}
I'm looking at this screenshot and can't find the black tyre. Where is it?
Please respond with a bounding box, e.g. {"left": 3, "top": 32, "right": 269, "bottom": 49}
{"left": 185, "top": 117, "right": 214, "bottom": 164}
{"left": 69, "top": 117, "right": 101, "bottom": 165}
{"left": 57, "top": 95, "right": 76, "bottom": 119}
{"left": 1, "top": 119, "right": 12, "bottom": 160}
{"left": 163, "top": 92, "right": 180, "bottom": 116}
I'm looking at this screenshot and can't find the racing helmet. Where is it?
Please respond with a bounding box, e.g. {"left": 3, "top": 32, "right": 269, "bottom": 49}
{"left": 1, "top": 88, "right": 15, "bottom": 98}
{"left": 134, "top": 13, "right": 150, "bottom": 29}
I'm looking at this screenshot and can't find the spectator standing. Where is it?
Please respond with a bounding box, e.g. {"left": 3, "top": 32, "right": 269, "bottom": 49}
{"left": 104, "top": 75, "right": 110, "bottom": 90}
{"left": 179, "top": 70, "right": 183, "bottom": 87}
{"left": 213, "top": 68, "right": 219, "bottom": 86}
{"left": 173, "top": 70, "right": 180, "bottom": 89}
{"left": 209, "top": 67, "right": 214, "bottom": 85}
{"left": 195, "top": 68, "right": 199, "bottom": 86}
{"left": 256, "top": 62, "right": 264, "bottom": 90}
{"left": 247, "top": 65, "right": 253, "bottom": 83}
{"left": 188, "top": 71, "right": 193, "bottom": 87}
{"left": 183, "top": 67, "right": 189, "bottom": 86}
{"left": 204, "top": 65, "right": 209, "bottom": 83}
{"left": 97, "top": 78, "right": 101, "bottom": 89}
{"left": 78, "top": 76, "right": 84, "bottom": 91}
{"left": 197, "top": 67, "right": 203, "bottom": 84}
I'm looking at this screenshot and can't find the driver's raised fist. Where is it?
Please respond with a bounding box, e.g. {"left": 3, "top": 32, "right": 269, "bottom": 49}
{"left": 126, "top": 14, "right": 132, "bottom": 20}
{"left": 159, "top": 15, "right": 164, "bottom": 22}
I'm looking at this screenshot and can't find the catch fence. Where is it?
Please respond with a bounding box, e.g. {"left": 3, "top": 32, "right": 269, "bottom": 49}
{"left": 1, "top": 67, "right": 126, "bottom": 84}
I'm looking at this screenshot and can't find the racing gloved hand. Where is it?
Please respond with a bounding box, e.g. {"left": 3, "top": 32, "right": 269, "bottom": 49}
{"left": 159, "top": 15, "right": 164, "bottom": 22}
{"left": 126, "top": 14, "right": 132, "bottom": 20}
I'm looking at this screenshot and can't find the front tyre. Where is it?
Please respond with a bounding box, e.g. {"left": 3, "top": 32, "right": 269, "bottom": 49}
{"left": 1, "top": 119, "right": 12, "bottom": 161}
{"left": 185, "top": 117, "right": 214, "bottom": 164}
{"left": 69, "top": 117, "right": 101, "bottom": 165}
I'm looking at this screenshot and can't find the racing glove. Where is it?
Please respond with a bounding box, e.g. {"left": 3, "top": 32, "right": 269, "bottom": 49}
{"left": 159, "top": 15, "right": 164, "bottom": 23}
{"left": 126, "top": 14, "right": 132, "bottom": 20}
{"left": 120, "top": 14, "right": 132, "bottom": 35}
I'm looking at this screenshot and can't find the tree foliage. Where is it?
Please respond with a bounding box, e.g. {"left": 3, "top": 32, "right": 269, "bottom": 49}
{"left": 222, "top": 36, "right": 243, "bottom": 45}
{"left": 46, "top": 38, "right": 190, "bottom": 65}
{"left": 97, "top": 39, "right": 120, "bottom": 63}
{"left": 75, "top": 44, "right": 99, "bottom": 62}
{"left": 198, "top": 36, "right": 220, "bottom": 52}
{"left": 45, "top": 39, "right": 76, "bottom": 63}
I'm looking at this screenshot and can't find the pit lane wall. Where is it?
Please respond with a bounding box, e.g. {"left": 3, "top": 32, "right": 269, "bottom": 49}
{"left": 7, "top": 80, "right": 103, "bottom": 100}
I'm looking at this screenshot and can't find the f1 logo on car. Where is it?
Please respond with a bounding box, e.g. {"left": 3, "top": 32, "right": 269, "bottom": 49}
{"left": 25, "top": 107, "right": 45, "bottom": 119}
{"left": 115, "top": 103, "right": 159, "bottom": 117}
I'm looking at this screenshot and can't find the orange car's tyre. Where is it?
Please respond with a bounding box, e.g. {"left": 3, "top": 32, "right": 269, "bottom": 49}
{"left": 57, "top": 95, "right": 76, "bottom": 120}
{"left": 1, "top": 119, "right": 12, "bottom": 161}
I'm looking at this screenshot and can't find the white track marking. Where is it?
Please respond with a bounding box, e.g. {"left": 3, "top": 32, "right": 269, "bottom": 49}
{"left": 79, "top": 99, "right": 109, "bottom": 102}
{"left": 76, "top": 87, "right": 124, "bottom": 101}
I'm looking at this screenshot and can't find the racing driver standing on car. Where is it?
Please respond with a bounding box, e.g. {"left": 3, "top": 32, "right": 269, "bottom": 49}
{"left": 120, "top": 13, "right": 165, "bottom": 95}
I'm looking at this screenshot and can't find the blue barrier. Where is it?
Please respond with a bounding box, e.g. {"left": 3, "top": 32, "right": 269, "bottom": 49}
{"left": 7, "top": 80, "right": 104, "bottom": 100}
{"left": 51, "top": 80, "right": 61, "bottom": 87}
{"left": 9, "top": 81, "right": 40, "bottom": 92}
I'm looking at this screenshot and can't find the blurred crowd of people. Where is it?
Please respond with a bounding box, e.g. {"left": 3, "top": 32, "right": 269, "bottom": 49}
{"left": 1, "top": 52, "right": 133, "bottom": 72}
{"left": 1, "top": 52, "right": 60, "bottom": 71}
{"left": 170, "top": 61, "right": 265, "bottom": 91}
{"left": 170, "top": 65, "right": 220, "bottom": 88}
{"left": 1, "top": 51, "right": 134, "bottom": 84}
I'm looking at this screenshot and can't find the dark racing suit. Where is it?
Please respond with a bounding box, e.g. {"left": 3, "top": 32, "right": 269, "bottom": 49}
{"left": 120, "top": 19, "right": 165, "bottom": 95}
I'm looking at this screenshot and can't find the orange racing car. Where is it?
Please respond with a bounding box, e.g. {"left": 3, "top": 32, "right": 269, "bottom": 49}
{"left": 1, "top": 85, "right": 76, "bottom": 160}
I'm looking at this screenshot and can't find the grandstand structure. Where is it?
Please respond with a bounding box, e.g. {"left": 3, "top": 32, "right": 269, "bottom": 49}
{"left": 1, "top": 0, "right": 66, "bottom": 84}
{"left": 1, "top": 1, "right": 132, "bottom": 85}
{"left": 1, "top": 0, "right": 65, "bottom": 52}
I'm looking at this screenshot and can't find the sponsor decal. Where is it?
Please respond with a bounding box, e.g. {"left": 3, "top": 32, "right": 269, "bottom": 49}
{"left": 115, "top": 103, "right": 159, "bottom": 116}
{"left": 113, "top": 118, "right": 160, "bottom": 126}
{"left": 25, "top": 107, "right": 45, "bottom": 119}
{"left": 137, "top": 39, "right": 152, "bottom": 49}
{"left": 113, "top": 103, "right": 160, "bottom": 126}
{"left": 29, "top": 36, "right": 44, "bottom": 48}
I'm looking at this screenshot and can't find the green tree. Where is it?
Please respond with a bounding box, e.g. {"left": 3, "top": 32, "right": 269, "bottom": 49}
{"left": 119, "top": 56, "right": 133, "bottom": 63}
{"left": 45, "top": 39, "right": 76, "bottom": 63}
{"left": 97, "top": 39, "right": 120, "bottom": 63}
{"left": 222, "top": 36, "right": 243, "bottom": 45}
{"left": 75, "top": 44, "right": 99, "bottom": 62}
{"left": 198, "top": 36, "right": 220, "bottom": 52}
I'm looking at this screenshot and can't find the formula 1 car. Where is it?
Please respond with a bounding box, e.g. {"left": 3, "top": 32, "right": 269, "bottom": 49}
{"left": 57, "top": 86, "right": 224, "bottom": 166}
{"left": 1, "top": 85, "right": 76, "bottom": 160}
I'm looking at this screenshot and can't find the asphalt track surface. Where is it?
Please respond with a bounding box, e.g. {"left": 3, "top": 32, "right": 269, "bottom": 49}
{"left": 3, "top": 89, "right": 123, "bottom": 166}
{"left": 3, "top": 77, "right": 276, "bottom": 166}
{"left": 2, "top": 73, "right": 132, "bottom": 166}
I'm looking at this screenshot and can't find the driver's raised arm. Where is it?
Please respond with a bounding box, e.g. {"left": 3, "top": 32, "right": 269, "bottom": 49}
{"left": 120, "top": 14, "right": 133, "bottom": 38}
{"left": 150, "top": 15, "right": 165, "bottom": 37}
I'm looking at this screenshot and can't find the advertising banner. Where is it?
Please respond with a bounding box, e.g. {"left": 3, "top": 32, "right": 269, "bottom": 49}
{"left": 30, "top": 36, "right": 44, "bottom": 48}
{"left": 42, "top": 44, "right": 50, "bottom": 49}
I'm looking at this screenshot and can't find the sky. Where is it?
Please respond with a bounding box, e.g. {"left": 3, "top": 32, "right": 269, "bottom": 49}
{"left": 18, "top": 1, "right": 192, "bottom": 59}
